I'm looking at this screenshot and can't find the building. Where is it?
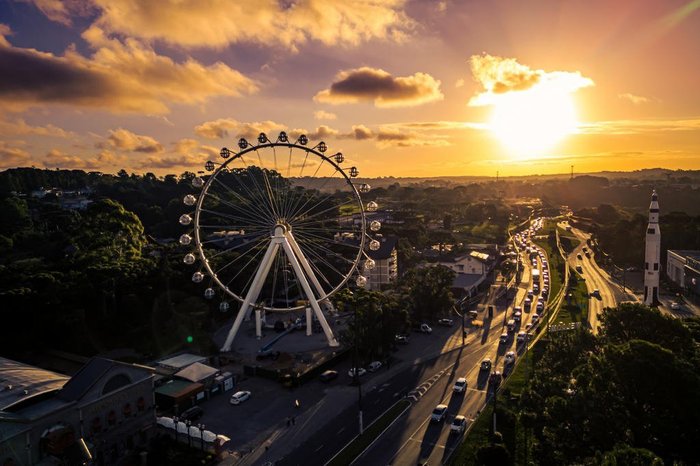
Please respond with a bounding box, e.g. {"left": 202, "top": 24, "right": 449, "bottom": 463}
{"left": 438, "top": 251, "right": 491, "bottom": 276}
{"left": 365, "top": 235, "right": 398, "bottom": 291}
{"left": 0, "top": 357, "right": 155, "bottom": 466}
{"left": 644, "top": 190, "right": 661, "bottom": 305}
{"left": 667, "top": 250, "right": 700, "bottom": 299}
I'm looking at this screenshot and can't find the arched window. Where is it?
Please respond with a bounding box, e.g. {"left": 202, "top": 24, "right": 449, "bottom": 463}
{"left": 122, "top": 403, "right": 132, "bottom": 418}
{"left": 136, "top": 397, "right": 146, "bottom": 412}
{"left": 107, "top": 410, "right": 117, "bottom": 426}
{"left": 91, "top": 417, "right": 102, "bottom": 434}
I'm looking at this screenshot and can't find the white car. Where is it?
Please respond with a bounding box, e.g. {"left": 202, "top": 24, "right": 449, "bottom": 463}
{"left": 514, "top": 311, "right": 522, "bottom": 322}
{"left": 450, "top": 415, "right": 467, "bottom": 434}
{"left": 504, "top": 351, "right": 516, "bottom": 365}
{"left": 438, "top": 318, "right": 454, "bottom": 326}
{"left": 368, "top": 361, "right": 383, "bottom": 372}
{"left": 453, "top": 378, "right": 467, "bottom": 393}
{"left": 348, "top": 367, "right": 367, "bottom": 378}
{"left": 230, "top": 391, "right": 251, "bottom": 405}
{"left": 431, "top": 404, "right": 448, "bottom": 423}
{"left": 670, "top": 301, "right": 681, "bottom": 310}
{"left": 420, "top": 323, "right": 433, "bottom": 334}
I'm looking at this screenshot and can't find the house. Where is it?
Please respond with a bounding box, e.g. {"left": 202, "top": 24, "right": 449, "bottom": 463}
{"left": 0, "top": 357, "right": 155, "bottom": 466}
{"left": 438, "top": 250, "right": 492, "bottom": 276}
{"left": 365, "top": 235, "right": 398, "bottom": 291}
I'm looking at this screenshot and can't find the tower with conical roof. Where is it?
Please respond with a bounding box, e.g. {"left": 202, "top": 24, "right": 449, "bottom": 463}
{"left": 644, "top": 190, "right": 661, "bottom": 305}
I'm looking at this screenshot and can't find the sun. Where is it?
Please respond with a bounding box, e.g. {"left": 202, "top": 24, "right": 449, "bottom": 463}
{"left": 489, "top": 88, "right": 578, "bottom": 157}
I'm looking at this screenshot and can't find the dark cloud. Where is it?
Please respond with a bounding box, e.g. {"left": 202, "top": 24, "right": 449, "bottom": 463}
{"left": 315, "top": 67, "right": 443, "bottom": 108}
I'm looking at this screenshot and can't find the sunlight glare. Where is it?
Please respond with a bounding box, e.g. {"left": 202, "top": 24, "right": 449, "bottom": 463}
{"left": 489, "top": 88, "right": 577, "bottom": 157}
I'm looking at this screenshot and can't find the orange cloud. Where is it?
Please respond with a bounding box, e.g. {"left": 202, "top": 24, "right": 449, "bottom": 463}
{"left": 44, "top": 148, "right": 101, "bottom": 169}
{"left": 100, "top": 128, "right": 163, "bottom": 153}
{"left": 315, "top": 67, "right": 443, "bottom": 108}
{"left": 0, "top": 142, "right": 31, "bottom": 168}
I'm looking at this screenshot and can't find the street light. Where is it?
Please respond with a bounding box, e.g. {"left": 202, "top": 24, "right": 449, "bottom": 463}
{"left": 198, "top": 423, "right": 205, "bottom": 451}
{"left": 173, "top": 416, "right": 179, "bottom": 443}
{"left": 186, "top": 420, "right": 192, "bottom": 447}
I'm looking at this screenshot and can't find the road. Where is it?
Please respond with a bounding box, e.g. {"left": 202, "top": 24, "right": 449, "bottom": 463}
{"left": 351, "top": 220, "right": 549, "bottom": 466}
{"left": 560, "top": 222, "right": 627, "bottom": 332}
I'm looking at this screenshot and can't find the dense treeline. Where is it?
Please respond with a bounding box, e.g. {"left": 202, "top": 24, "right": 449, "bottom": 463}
{"left": 476, "top": 304, "right": 700, "bottom": 465}
{"left": 574, "top": 203, "right": 700, "bottom": 267}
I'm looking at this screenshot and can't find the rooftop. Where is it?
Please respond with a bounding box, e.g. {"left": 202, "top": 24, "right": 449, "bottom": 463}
{"left": 0, "top": 357, "right": 69, "bottom": 412}
{"left": 157, "top": 353, "right": 208, "bottom": 371}
{"left": 668, "top": 250, "right": 700, "bottom": 261}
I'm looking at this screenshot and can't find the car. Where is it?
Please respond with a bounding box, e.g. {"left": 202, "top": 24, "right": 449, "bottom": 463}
{"left": 499, "top": 332, "right": 509, "bottom": 344}
{"left": 431, "top": 404, "right": 448, "bottom": 423}
{"left": 181, "top": 405, "right": 203, "bottom": 421}
{"left": 670, "top": 301, "right": 681, "bottom": 310}
{"left": 523, "top": 298, "right": 532, "bottom": 310}
{"left": 450, "top": 415, "right": 468, "bottom": 434}
{"left": 480, "top": 358, "right": 492, "bottom": 371}
{"left": 577, "top": 253, "right": 583, "bottom": 260}
{"left": 517, "top": 331, "right": 527, "bottom": 343}
{"left": 368, "top": 361, "right": 383, "bottom": 372}
{"left": 504, "top": 351, "right": 516, "bottom": 365}
{"left": 592, "top": 289, "right": 600, "bottom": 298}
{"left": 488, "top": 371, "right": 502, "bottom": 389}
{"left": 230, "top": 391, "right": 251, "bottom": 405}
{"left": 525, "top": 323, "right": 533, "bottom": 331}
{"left": 420, "top": 323, "right": 433, "bottom": 334}
{"left": 531, "top": 313, "right": 540, "bottom": 323}
{"left": 453, "top": 377, "right": 467, "bottom": 393}
{"left": 536, "top": 302, "right": 544, "bottom": 312}
{"left": 468, "top": 310, "right": 479, "bottom": 319}
{"left": 348, "top": 367, "right": 367, "bottom": 378}
{"left": 576, "top": 265, "right": 583, "bottom": 273}
{"left": 438, "top": 318, "right": 454, "bottom": 326}
{"left": 319, "top": 370, "right": 339, "bottom": 382}
{"left": 395, "top": 334, "right": 410, "bottom": 344}
{"left": 514, "top": 311, "right": 522, "bottom": 322}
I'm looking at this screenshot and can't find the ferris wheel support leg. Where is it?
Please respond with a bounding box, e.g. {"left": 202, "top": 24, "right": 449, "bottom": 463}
{"left": 287, "top": 232, "right": 336, "bottom": 314}
{"left": 306, "top": 306, "right": 312, "bottom": 337}
{"left": 221, "top": 241, "right": 280, "bottom": 352}
{"left": 282, "top": 239, "right": 340, "bottom": 347}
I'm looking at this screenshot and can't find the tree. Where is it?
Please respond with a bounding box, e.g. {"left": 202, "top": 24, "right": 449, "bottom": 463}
{"left": 476, "top": 442, "right": 510, "bottom": 466}
{"left": 397, "top": 265, "right": 455, "bottom": 323}
{"left": 600, "top": 444, "right": 664, "bottom": 466}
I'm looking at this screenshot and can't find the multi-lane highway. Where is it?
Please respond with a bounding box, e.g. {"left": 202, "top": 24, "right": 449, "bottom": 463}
{"left": 351, "top": 219, "right": 551, "bottom": 466}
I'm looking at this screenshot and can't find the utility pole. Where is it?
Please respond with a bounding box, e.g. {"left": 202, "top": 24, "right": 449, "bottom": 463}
{"left": 570, "top": 165, "right": 574, "bottom": 181}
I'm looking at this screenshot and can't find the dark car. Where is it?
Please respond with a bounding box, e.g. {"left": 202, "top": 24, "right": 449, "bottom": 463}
{"left": 319, "top": 370, "right": 338, "bottom": 382}
{"left": 180, "top": 405, "right": 203, "bottom": 421}
{"left": 256, "top": 349, "right": 281, "bottom": 361}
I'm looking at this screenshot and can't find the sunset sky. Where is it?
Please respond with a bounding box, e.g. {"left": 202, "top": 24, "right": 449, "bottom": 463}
{"left": 1, "top": 0, "right": 700, "bottom": 177}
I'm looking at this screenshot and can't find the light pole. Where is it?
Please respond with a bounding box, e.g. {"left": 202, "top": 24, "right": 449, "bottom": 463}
{"left": 173, "top": 416, "right": 179, "bottom": 444}
{"left": 186, "top": 420, "right": 191, "bottom": 447}
{"left": 198, "top": 423, "right": 205, "bottom": 452}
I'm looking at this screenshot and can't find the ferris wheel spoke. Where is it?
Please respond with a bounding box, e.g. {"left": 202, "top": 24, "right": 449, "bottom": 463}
{"left": 212, "top": 238, "right": 268, "bottom": 275}
{"left": 285, "top": 162, "right": 340, "bottom": 220}
{"left": 294, "top": 239, "right": 350, "bottom": 291}
{"left": 199, "top": 207, "right": 269, "bottom": 229}
{"left": 202, "top": 233, "right": 268, "bottom": 258}
{"left": 290, "top": 198, "right": 357, "bottom": 228}
{"left": 226, "top": 157, "right": 280, "bottom": 223}
{"left": 203, "top": 192, "right": 270, "bottom": 227}
{"left": 252, "top": 148, "right": 283, "bottom": 220}
{"left": 211, "top": 175, "right": 277, "bottom": 225}
{"left": 293, "top": 230, "right": 360, "bottom": 265}
{"left": 224, "top": 240, "right": 270, "bottom": 291}
{"left": 294, "top": 230, "right": 363, "bottom": 253}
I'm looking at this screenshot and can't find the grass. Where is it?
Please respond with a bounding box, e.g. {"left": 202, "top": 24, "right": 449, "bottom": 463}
{"left": 328, "top": 399, "right": 410, "bottom": 466}
{"left": 556, "top": 269, "right": 590, "bottom": 325}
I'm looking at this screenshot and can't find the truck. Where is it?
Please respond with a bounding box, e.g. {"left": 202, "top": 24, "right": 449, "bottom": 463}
{"left": 532, "top": 268, "right": 540, "bottom": 285}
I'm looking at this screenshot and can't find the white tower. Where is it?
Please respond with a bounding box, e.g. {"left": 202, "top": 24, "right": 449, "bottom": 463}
{"left": 644, "top": 190, "right": 661, "bottom": 305}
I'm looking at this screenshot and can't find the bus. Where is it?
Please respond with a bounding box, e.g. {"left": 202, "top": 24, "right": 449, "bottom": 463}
{"left": 532, "top": 268, "right": 540, "bottom": 285}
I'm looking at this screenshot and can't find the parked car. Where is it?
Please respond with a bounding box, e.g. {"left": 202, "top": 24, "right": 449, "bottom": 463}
{"left": 438, "top": 318, "right": 454, "bottom": 326}
{"left": 670, "top": 301, "right": 681, "bottom": 310}
{"left": 480, "top": 358, "right": 492, "bottom": 371}
{"left": 504, "top": 351, "right": 516, "bottom": 365}
{"left": 450, "top": 415, "right": 468, "bottom": 434}
{"left": 395, "top": 334, "right": 410, "bottom": 344}
{"left": 230, "top": 391, "right": 251, "bottom": 405}
{"left": 319, "top": 370, "right": 338, "bottom": 382}
{"left": 368, "top": 361, "right": 383, "bottom": 372}
{"left": 348, "top": 367, "right": 367, "bottom": 378}
{"left": 181, "top": 405, "right": 203, "bottom": 421}
{"left": 453, "top": 378, "right": 467, "bottom": 393}
{"left": 420, "top": 323, "right": 433, "bottom": 334}
{"left": 431, "top": 404, "right": 448, "bottom": 423}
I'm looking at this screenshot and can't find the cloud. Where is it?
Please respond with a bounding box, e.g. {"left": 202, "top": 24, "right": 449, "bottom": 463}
{"left": 0, "top": 142, "right": 31, "bottom": 168}
{"left": 66, "top": 0, "right": 413, "bottom": 51}
{"left": 0, "top": 118, "right": 74, "bottom": 138}
{"left": 618, "top": 93, "right": 651, "bottom": 105}
{"left": 578, "top": 118, "right": 700, "bottom": 135}
{"left": 138, "top": 153, "right": 201, "bottom": 170}
{"left": 24, "top": 0, "right": 94, "bottom": 26}
{"left": 194, "top": 118, "right": 287, "bottom": 141}
{"left": 315, "top": 67, "right": 443, "bottom": 108}
{"left": 173, "top": 138, "right": 198, "bottom": 154}
{"left": 314, "top": 110, "right": 337, "bottom": 120}
{"left": 43, "top": 148, "right": 101, "bottom": 169}
{"left": 337, "top": 124, "right": 449, "bottom": 147}
{"left": 100, "top": 128, "right": 163, "bottom": 153}
{"left": 0, "top": 26, "right": 257, "bottom": 114}
{"left": 455, "top": 78, "right": 465, "bottom": 88}
{"left": 468, "top": 54, "right": 593, "bottom": 106}
{"left": 307, "top": 125, "right": 339, "bottom": 139}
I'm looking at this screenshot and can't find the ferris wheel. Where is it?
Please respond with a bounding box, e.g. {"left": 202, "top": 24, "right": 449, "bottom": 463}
{"left": 178, "top": 132, "right": 382, "bottom": 351}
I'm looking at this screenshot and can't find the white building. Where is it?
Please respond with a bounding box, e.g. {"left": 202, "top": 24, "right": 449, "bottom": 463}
{"left": 438, "top": 250, "right": 491, "bottom": 276}
{"left": 365, "top": 236, "right": 398, "bottom": 291}
{"left": 667, "top": 250, "right": 700, "bottom": 289}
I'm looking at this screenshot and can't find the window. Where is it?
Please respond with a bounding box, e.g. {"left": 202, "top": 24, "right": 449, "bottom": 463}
{"left": 654, "top": 263, "right": 659, "bottom": 271}
{"left": 645, "top": 262, "right": 649, "bottom": 270}
{"left": 107, "top": 410, "right": 116, "bottom": 426}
